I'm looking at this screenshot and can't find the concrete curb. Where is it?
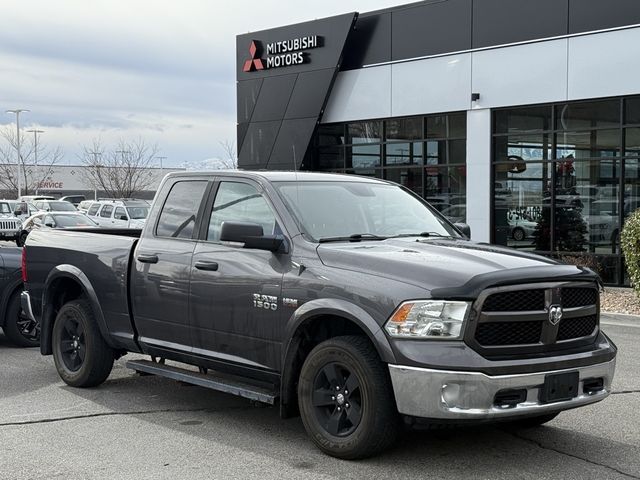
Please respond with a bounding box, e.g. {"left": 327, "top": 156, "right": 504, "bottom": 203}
{"left": 601, "top": 311, "right": 640, "bottom": 322}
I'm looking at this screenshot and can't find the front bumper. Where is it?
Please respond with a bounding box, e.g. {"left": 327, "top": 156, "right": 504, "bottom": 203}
{"left": 388, "top": 359, "right": 615, "bottom": 420}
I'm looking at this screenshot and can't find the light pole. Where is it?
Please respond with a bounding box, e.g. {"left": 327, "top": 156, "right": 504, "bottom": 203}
{"left": 156, "top": 156, "right": 167, "bottom": 170}
{"left": 6, "top": 109, "right": 30, "bottom": 198}
{"left": 27, "top": 129, "right": 44, "bottom": 195}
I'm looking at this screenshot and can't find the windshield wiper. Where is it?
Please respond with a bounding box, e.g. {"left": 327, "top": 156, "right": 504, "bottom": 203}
{"left": 391, "top": 232, "right": 453, "bottom": 238}
{"left": 318, "top": 233, "right": 388, "bottom": 243}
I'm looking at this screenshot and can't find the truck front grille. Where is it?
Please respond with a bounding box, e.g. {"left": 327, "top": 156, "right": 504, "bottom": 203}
{"left": 468, "top": 282, "right": 599, "bottom": 356}
{"left": 475, "top": 320, "right": 543, "bottom": 346}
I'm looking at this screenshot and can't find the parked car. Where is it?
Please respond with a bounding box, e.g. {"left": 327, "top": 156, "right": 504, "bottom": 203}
{"left": 8, "top": 200, "right": 38, "bottom": 221}
{"left": 23, "top": 171, "right": 616, "bottom": 459}
{"left": 0, "top": 201, "right": 21, "bottom": 243}
{"left": 89, "top": 200, "right": 149, "bottom": 229}
{"left": 59, "top": 195, "right": 86, "bottom": 207}
{"left": 77, "top": 200, "right": 94, "bottom": 213}
{"left": 33, "top": 200, "right": 78, "bottom": 212}
{"left": 0, "top": 246, "right": 38, "bottom": 347}
{"left": 19, "top": 195, "right": 55, "bottom": 203}
{"left": 16, "top": 212, "right": 98, "bottom": 247}
{"left": 507, "top": 212, "right": 539, "bottom": 241}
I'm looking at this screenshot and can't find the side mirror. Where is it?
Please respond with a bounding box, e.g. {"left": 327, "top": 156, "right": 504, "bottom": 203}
{"left": 44, "top": 222, "right": 55, "bottom": 228}
{"left": 220, "top": 221, "right": 285, "bottom": 252}
{"left": 14, "top": 209, "right": 22, "bottom": 216}
{"left": 119, "top": 215, "right": 128, "bottom": 221}
{"left": 454, "top": 222, "right": 471, "bottom": 239}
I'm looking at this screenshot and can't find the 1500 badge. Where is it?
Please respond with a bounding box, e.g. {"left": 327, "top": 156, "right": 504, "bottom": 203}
{"left": 253, "top": 294, "right": 278, "bottom": 311}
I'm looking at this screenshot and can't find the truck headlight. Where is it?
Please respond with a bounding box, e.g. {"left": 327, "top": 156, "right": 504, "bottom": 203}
{"left": 385, "top": 300, "right": 470, "bottom": 339}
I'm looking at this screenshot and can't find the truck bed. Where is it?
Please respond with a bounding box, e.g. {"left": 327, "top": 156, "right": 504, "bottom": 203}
{"left": 25, "top": 228, "right": 140, "bottom": 352}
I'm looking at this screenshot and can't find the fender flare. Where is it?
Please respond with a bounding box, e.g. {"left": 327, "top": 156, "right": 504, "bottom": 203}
{"left": 281, "top": 298, "right": 396, "bottom": 366}
{"left": 40, "top": 265, "right": 115, "bottom": 354}
{"left": 279, "top": 298, "right": 396, "bottom": 416}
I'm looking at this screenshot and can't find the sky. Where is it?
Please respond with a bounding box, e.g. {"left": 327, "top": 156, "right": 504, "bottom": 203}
{"left": 0, "top": 0, "right": 399, "bottom": 168}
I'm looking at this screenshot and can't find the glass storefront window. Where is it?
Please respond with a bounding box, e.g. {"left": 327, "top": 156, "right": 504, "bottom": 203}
{"left": 425, "top": 165, "right": 466, "bottom": 221}
{"left": 494, "top": 106, "right": 552, "bottom": 134}
{"left": 317, "top": 124, "right": 345, "bottom": 146}
{"left": 386, "top": 142, "right": 422, "bottom": 165}
{"left": 347, "top": 144, "right": 381, "bottom": 168}
{"left": 555, "top": 130, "right": 620, "bottom": 159}
{"left": 493, "top": 98, "right": 634, "bottom": 285}
{"left": 448, "top": 113, "right": 467, "bottom": 138}
{"left": 317, "top": 147, "right": 344, "bottom": 170}
{"left": 555, "top": 100, "right": 620, "bottom": 131}
{"left": 347, "top": 121, "right": 382, "bottom": 144}
{"left": 426, "top": 115, "right": 447, "bottom": 139}
{"left": 386, "top": 118, "right": 422, "bottom": 141}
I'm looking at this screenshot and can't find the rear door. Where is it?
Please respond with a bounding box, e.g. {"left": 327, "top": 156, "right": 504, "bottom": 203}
{"left": 189, "top": 178, "right": 288, "bottom": 371}
{"left": 131, "top": 178, "right": 211, "bottom": 353}
{"left": 99, "top": 205, "right": 114, "bottom": 228}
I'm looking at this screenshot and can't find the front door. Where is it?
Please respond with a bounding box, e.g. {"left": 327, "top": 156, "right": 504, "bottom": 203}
{"left": 190, "top": 180, "right": 288, "bottom": 372}
{"left": 131, "top": 179, "right": 210, "bottom": 352}
{"left": 113, "top": 206, "right": 129, "bottom": 228}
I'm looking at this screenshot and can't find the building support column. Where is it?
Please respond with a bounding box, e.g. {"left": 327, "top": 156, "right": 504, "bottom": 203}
{"left": 465, "top": 108, "right": 492, "bottom": 243}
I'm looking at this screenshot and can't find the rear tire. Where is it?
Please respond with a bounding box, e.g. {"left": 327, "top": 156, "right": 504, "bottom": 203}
{"left": 298, "top": 335, "right": 399, "bottom": 459}
{"left": 2, "top": 290, "right": 40, "bottom": 348}
{"left": 52, "top": 299, "right": 114, "bottom": 387}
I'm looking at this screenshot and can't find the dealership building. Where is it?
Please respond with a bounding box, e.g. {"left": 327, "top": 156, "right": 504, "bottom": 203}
{"left": 236, "top": 0, "right": 640, "bottom": 285}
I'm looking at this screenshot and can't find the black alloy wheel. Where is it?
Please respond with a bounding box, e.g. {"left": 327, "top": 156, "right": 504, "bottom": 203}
{"left": 59, "top": 312, "right": 86, "bottom": 372}
{"left": 3, "top": 291, "right": 40, "bottom": 347}
{"left": 52, "top": 299, "right": 114, "bottom": 387}
{"left": 298, "top": 336, "right": 399, "bottom": 459}
{"left": 312, "top": 362, "right": 363, "bottom": 437}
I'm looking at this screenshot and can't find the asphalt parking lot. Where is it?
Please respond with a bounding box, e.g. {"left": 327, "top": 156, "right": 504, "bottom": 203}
{"left": 0, "top": 315, "right": 639, "bottom": 480}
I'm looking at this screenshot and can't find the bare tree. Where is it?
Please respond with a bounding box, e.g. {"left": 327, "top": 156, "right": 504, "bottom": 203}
{"left": 79, "top": 138, "right": 160, "bottom": 198}
{"left": 218, "top": 139, "right": 238, "bottom": 169}
{"left": 0, "top": 125, "right": 63, "bottom": 197}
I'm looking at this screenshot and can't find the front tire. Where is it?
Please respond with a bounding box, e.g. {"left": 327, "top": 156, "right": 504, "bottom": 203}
{"left": 16, "top": 231, "right": 28, "bottom": 247}
{"left": 298, "top": 336, "right": 399, "bottom": 459}
{"left": 52, "top": 299, "right": 114, "bottom": 387}
{"left": 2, "top": 290, "right": 40, "bottom": 348}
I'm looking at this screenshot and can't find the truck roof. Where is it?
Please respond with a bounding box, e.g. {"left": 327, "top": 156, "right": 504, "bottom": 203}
{"left": 163, "top": 170, "right": 389, "bottom": 184}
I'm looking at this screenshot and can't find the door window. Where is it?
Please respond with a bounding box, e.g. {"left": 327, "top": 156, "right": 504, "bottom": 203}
{"left": 207, "top": 182, "right": 277, "bottom": 242}
{"left": 115, "top": 207, "right": 128, "bottom": 220}
{"left": 156, "top": 180, "right": 208, "bottom": 239}
{"left": 100, "top": 205, "right": 114, "bottom": 218}
{"left": 87, "top": 204, "right": 100, "bottom": 216}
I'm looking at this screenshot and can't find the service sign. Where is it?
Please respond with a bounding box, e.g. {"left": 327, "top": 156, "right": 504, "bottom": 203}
{"left": 242, "top": 35, "right": 322, "bottom": 72}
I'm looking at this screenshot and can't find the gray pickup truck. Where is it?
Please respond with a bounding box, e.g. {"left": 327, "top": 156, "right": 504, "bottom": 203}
{"left": 22, "top": 171, "right": 617, "bottom": 459}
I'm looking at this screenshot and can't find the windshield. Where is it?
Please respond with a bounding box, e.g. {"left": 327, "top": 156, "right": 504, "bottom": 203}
{"left": 52, "top": 214, "right": 98, "bottom": 227}
{"left": 274, "top": 181, "right": 460, "bottom": 242}
{"left": 48, "top": 201, "right": 77, "bottom": 211}
{"left": 126, "top": 206, "right": 149, "bottom": 219}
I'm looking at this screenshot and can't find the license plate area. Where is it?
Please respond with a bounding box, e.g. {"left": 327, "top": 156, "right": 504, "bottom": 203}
{"left": 539, "top": 371, "right": 579, "bottom": 403}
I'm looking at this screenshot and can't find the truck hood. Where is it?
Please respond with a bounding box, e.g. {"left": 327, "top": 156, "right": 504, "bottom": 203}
{"left": 317, "top": 238, "right": 594, "bottom": 296}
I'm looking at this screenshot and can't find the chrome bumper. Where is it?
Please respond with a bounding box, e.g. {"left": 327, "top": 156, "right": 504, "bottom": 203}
{"left": 388, "top": 359, "right": 616, "bottom": 420}
{"left": 21, "top": 291, "right": 36, "bottom": 322}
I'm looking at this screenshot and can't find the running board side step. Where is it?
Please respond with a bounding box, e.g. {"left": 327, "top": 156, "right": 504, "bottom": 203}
{"left": 126, "top": 359, "right": 277, "bottom": 405}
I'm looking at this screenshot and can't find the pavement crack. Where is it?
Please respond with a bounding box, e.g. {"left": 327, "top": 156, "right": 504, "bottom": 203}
{"left": 612, "top": 390, "right": 640, "bottom": 395}
{"left": 507, "top": 430, "right": 640, "bottom": 479}
{"left": 0, "top": 405, "right": 255, "bottom": 427}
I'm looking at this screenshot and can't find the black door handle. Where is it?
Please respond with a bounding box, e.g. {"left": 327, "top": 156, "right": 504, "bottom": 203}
{"left": 195, "top": 261, "right": 219, "bottom": 271}
{"left": 137, "top": 254, "right": 159, "bottom": 264}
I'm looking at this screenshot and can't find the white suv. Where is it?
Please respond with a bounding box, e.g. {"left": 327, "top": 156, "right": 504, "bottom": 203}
{"left": 87, "top": 200, "right": 150, "bottom": 229}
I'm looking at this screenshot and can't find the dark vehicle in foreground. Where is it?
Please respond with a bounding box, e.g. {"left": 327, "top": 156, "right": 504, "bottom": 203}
{"left": 22, "top": 172, "right": 617, "bottom": 459}
{"left": 1, "top": 246, "right": 38, "bottom": 347}
{"left": 16, "top": 212, "right": 98, "bottom": 247}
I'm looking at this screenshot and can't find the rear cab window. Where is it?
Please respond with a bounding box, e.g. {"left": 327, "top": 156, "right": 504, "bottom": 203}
{"left": 156, "top": 180, "right": 209, "bottom": 239}
{"left": 100, "top": 205, "right": 114, "bottom": 218}
{"left": 87, "top": 204, "right": 100, "bottom": 216}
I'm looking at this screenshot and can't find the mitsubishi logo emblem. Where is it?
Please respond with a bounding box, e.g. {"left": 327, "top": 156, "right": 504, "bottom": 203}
{"left": 548, "top": 305, "right": 563, "bottom": 326}
{"left": 243, "top": 40, "right": 265, "bottom": 72}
